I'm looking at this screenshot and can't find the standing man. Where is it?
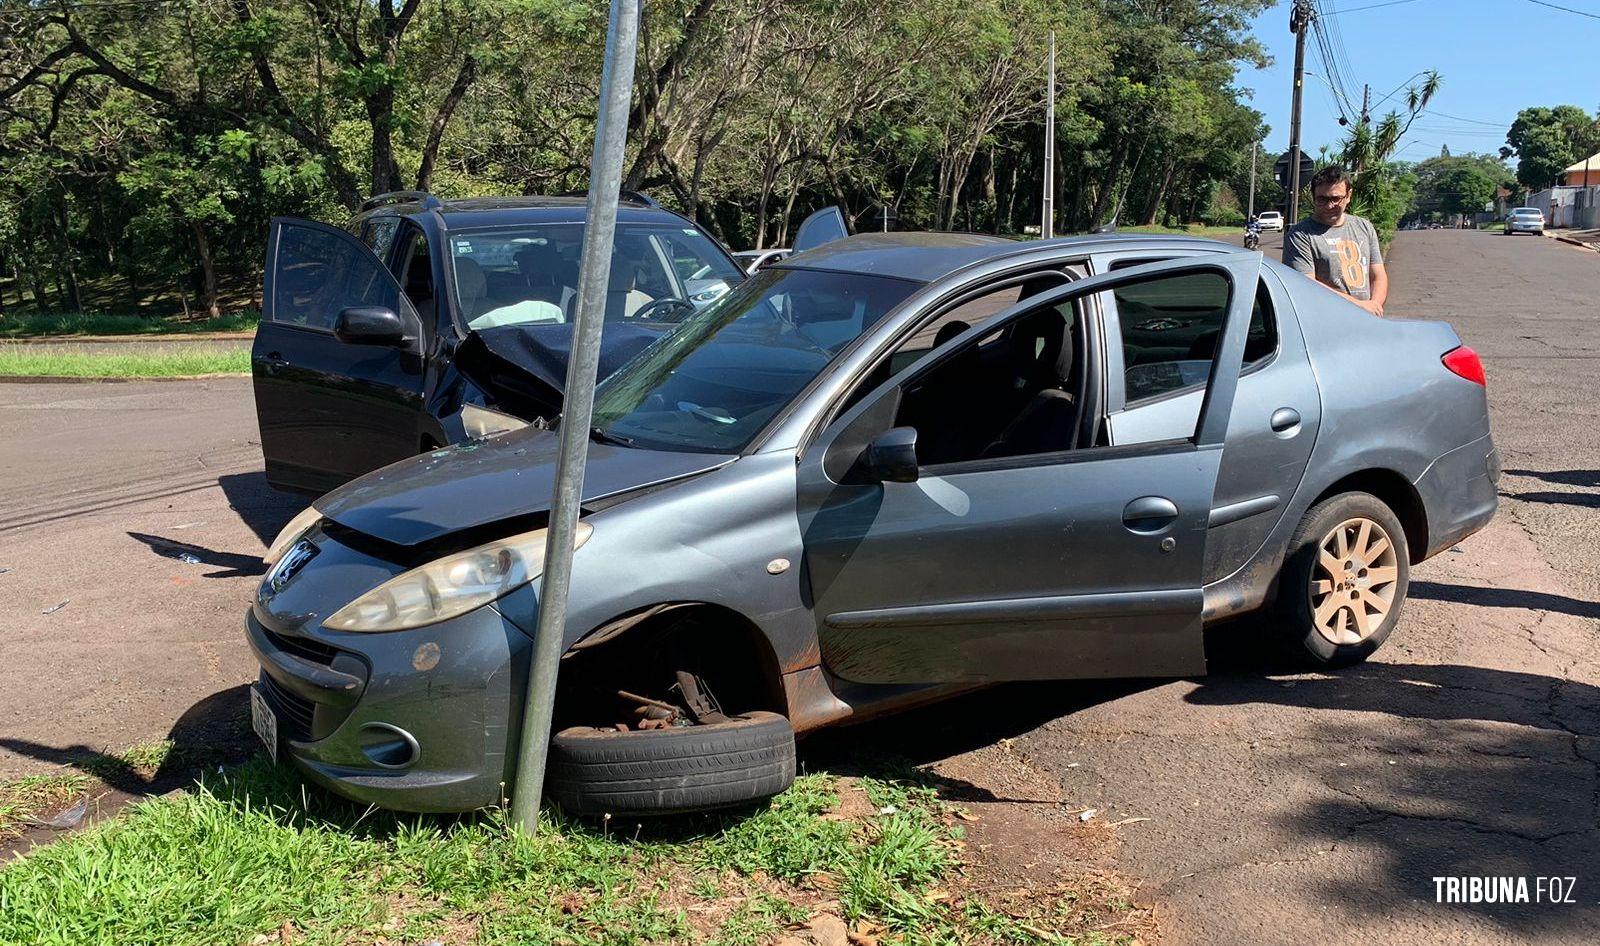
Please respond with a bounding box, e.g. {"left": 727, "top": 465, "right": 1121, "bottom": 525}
{"left": 1283, "top": 165, "right": 1388, "bottom": 315}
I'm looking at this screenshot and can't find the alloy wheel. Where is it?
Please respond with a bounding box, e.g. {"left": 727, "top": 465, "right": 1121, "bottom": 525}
{"left": 1309, "top": 516, "right": 1400, "bottom": 646}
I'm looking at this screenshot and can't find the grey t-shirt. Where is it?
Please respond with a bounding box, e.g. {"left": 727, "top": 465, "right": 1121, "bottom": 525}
{"left": 1282, "top": 214, "right": 1383, "bottom": 300}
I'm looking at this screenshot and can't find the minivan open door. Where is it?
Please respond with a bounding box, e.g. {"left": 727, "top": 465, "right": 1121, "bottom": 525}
{"left": 796, "top": 253, "right": 1261, "bottom": 685}
{"left": 254, "top": 217, "right": 427, "bottom": 494}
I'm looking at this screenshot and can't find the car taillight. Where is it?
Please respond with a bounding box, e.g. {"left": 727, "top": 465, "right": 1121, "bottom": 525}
{"left": 1442, "top": 346, "right": 1486, "bottom": 386}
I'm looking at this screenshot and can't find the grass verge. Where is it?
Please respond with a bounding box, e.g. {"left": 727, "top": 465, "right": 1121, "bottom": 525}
{"left": 0, "top": 758, "right": 1142, "bottom": 945}
{"left": 0, "top": 347, "right": 250, "bottom": 378}
{"left": 0, "top": 310, "right": 258, "bottom": 338}
{"left": 1121, "top": 223, "right": 1240, "bottom": 240}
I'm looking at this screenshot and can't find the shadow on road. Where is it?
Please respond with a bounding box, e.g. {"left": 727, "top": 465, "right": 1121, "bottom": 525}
{"left": 1185, "top": 658, "right": 1600, "bottom": 929}
{"left": 1412, "top": 579, "right": 1600, "bottom": 620}
{"left": 0, "top": 684, "right": 256, "bottom": 800}
{"left": 218, "top": 471, "right": 303, "bottom": 546}
{"left": 1507, "top": 490, "right": 1600, "bottom": 509}
{"left": 1503, "top": 468, "right": 1600, "bottom": 488}
{"left": 126, "top": 531, "right": 269, "bottom": 578}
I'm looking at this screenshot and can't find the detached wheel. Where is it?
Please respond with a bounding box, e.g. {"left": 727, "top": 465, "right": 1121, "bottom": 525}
{"left": 547, "top": 711, "right": 796, "bottom": 816}
{"left": 1273, "top": 492, "right": 1409, "bottom": 667}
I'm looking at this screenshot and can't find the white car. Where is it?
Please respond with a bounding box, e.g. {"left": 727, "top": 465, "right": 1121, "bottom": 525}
{"left": 1505, "top": 207, "right": 1545, "bottom": 236}
{"left": 1255, "top": 210, "right": 1284, "bottom": 232}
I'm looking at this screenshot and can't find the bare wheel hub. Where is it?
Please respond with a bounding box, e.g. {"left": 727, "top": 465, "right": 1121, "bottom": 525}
{"left": 1309, "top": 516, "right": 1399, "bottom": 646}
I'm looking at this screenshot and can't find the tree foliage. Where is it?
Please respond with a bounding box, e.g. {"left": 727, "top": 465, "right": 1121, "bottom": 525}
{"left": 0, "top": 0, "right": 1271, "bottom": 315}
{"left": 1502, "top": 105, "right": 1600, "bottom": 192}
{"left": 1410, "top": 153, "right": 1513, "bottom": 219}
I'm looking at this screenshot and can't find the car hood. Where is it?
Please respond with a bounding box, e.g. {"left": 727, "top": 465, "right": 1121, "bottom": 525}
{"left": 315, "top": 428, "right": 735, "bottom": 547}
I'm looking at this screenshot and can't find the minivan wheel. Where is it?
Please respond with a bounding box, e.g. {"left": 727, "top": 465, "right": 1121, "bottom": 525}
{"left": 546, "top": 711, "right": 796, "bottom": 816}
{"left": 1272, "top": 491, "right": 1409, "bottom": 667}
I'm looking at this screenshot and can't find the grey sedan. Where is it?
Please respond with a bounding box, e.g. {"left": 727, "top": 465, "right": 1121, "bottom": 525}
{"left": 247, "top": 232, "right": 1499, "bottom": 815}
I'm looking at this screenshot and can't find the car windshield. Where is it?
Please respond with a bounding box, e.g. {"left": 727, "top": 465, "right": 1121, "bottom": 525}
{"left": 447, "top": 223, "right": 742, "bottom": 330}
{"left": 1512, "top": 208, "right": 1541, "bottom": 216}
{"left": 589, "top": 268, "right": 921, "bottom": 454}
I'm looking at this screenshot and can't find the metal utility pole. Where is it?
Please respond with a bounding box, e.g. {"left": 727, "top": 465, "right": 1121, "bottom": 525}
{"left": 510, "top": 0, "right": 640, "bottom": 832}
{"left": 1042, "top": 31, "right": 1055, "bottom": 239}
{"left": 1247, "top": 141, "right": 1258, "bottom": 220}
{"left": 1287, "top": 0, "right": 1313, "bottom": 223}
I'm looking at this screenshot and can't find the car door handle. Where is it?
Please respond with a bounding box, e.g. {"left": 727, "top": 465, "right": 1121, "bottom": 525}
{"left": 1122, "top": 496, "right": 1179, "bottom": 534}
{"left": 260, "top": 351, "right": 286, "bottom": 374}
{"left": 1270, "top": 407, "right": 1301, "bottom": 432}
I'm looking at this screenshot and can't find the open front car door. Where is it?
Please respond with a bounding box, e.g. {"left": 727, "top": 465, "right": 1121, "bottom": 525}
{"left": 796, "top": 252, "right": 1262, "bottom": 684}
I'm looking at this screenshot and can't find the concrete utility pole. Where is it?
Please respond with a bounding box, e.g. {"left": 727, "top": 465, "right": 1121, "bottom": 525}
{"left": 1042, "top": 31, "right": 1055, "bottom": 239}
{"left": 1287, "top": 0, "right": 1313, "bottom": 223}
{"left": 509, "top": 0, "right": 640, "bottom": 833}
{"left": 1247, "top": 141, "right": 1258, "bottom": 220}
{"left": 1361, "top": 83, "right": 1371, "bottom": 125}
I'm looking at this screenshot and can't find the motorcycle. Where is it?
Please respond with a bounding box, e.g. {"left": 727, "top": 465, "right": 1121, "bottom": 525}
{"left": 1243, "top": 221, "right": 1261, "bottom": 251}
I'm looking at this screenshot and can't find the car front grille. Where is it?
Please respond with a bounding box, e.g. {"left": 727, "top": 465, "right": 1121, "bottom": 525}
{"left": 258, "top": 672, "right": 316, "bottom": 743}
{"left": 261, "top": 625, "right": 341, "bottom": 666}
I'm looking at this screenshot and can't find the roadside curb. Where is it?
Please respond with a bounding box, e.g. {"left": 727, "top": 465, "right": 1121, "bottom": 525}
{"left": 1544, "top": 232, "right": 1599, "bottom": 252}
{"left": 1, "top": 332, "right": 255, "bottom": 345}
{"left": 0, "top": 372, "right": 249, "bottom": 384}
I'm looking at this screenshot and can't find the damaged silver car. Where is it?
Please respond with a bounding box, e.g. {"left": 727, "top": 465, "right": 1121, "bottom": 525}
{"left": 248, "top": 231, "right": 1498, "bottom": 815}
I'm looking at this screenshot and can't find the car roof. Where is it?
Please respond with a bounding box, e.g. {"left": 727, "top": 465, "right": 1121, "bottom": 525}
{"left": 776, "top": 230, "right": 1233, "bottom": 283}
{"left": 1257, "top": 210, "right": 1281, "bottom": 215}
{"left": 356, "top": 195, "right": 695, "bottom": 231}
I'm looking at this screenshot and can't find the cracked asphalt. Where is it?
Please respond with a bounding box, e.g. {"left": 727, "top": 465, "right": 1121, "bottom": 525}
{"left": 1002, "top": 230, "right": 1600, "bottom": 944}
{"left": 0, "top": 231, "right": 1596, "bottom": 945}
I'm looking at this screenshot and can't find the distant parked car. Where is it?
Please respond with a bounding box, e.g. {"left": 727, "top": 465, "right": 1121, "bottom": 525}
{"left": 249, "top": 230, "right": 1499, "bottom": 816}
{"left": 1255, "top": 210, "right": 1284, "bottom": 232}
{"left": 732, "top": 248, "right": 792, "bottom": 273}
{"left": 1505, "top": 207, "right": 1545, "bottom": 236}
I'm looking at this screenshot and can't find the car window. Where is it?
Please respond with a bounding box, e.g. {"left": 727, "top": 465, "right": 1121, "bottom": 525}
{"left": 1114, "top": 272, "right": 1231, "bottom": 404}
{"left": 269, "top": 223, "right": 407, "bottom": 331}
{"left": 590, "top": 268, "right": 919, "bottom": 454}
{"left": 893, "top": 297, "right": 1086, "bottom": 467}
{"left": 448, "top": 223, "right": 742, "bottom": 331}
{"left": 1109, "top": 260, "right": 1275, "bottom": 384}
{"left": 400, "top": 230, "right": 435, "bottom": 323}
{"left": 361, "top": 218, "right": 400, "bottom": 259}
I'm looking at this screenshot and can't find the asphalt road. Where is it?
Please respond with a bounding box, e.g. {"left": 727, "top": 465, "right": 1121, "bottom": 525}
{"left": 1, "top": 231, "right": 1596, "bottom": 944}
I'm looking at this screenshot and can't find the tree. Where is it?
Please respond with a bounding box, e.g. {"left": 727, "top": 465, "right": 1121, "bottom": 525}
{"left": 1502, "top": 105, "right": 1600, "bottom": 191}
{"left": 1411, "top": 153, "right": 1513, "bottom": 220}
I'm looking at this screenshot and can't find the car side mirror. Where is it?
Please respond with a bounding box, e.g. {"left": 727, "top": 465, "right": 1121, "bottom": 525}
{"left": 864, "top": 426, "right": 919, "bottom": 483}
{"left": 334, "top": 306, "right": 408, "bottom": 346}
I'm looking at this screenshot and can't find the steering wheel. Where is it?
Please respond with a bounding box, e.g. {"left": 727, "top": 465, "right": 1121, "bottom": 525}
{"left": 627, "top": 297, "right": 695, "bottom": 322}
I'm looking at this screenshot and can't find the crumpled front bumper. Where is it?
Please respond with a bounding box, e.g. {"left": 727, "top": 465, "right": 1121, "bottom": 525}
{"left": 246, "top": 599, "right": 533, "bottom": 814}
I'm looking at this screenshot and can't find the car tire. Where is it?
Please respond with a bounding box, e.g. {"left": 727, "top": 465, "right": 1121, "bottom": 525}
{"left": 546, "top": 711, "right": 796, "bottom": 816}
{"left": 1272, "top": 491, "right": 1410, "bottom": 668}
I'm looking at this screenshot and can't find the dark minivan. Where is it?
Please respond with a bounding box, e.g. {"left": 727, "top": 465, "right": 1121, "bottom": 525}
{"left": 253, "top": 191, "right": 746, "bottom": 495}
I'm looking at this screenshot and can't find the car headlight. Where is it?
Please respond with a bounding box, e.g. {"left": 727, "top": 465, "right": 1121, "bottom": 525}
{"left": 264, "top": 505, "right": 322, "bottom": 566}
{"left": 462, "top": 402, "right": 529, "bottom": 439}
{"left": 322, "top": 523, "right": 593, "bottom": 632}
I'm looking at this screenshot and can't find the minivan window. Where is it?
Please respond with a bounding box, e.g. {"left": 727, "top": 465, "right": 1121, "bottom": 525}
{"left": 590, "top": 268, "right": 921, "bottom": 454}
{"left": 448, "top": 223, "right": 742, "bottom": 331}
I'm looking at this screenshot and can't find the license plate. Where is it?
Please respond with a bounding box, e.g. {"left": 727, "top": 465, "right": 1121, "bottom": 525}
{"left": 250, "top": 685, "right": 279, "bottom": 763}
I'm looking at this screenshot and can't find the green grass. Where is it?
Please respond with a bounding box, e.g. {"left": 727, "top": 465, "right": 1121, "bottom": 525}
{"left": 0, "top": 310, "right": 258, "bottom": 339}
{"left": 0, "top": 759, "right": 1140, "bottom": 946}
{"left": 0, "top": 347, "right": 251, "bottom": 378}
{"left": 1121, "top": 223, "right": 1242, "bottom": 240}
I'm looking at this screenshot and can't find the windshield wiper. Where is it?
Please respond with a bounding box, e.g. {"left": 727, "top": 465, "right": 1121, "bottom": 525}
{"left": 589, "top": 426, "right": 635, "bottom": 447}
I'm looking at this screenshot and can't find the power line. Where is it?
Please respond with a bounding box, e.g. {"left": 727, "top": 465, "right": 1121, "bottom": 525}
{"left": 1522, "top": 0, "right": 1600, "bottom": 20}
{"left": 1322, "top": 0, "right": 1426, "bottom": 12}
{"left": 1427, "top": 109, "right": 1508, "bottom": 127}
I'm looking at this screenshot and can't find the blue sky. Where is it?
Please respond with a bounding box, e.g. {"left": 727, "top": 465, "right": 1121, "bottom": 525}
{"left": 1241, "top": 0, "right": 1600, "bottom": 168}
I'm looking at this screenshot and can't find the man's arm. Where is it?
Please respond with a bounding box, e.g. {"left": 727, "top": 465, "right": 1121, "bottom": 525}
{"left": 1368, "top": 262, "right": 1388, "bottom": 312}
